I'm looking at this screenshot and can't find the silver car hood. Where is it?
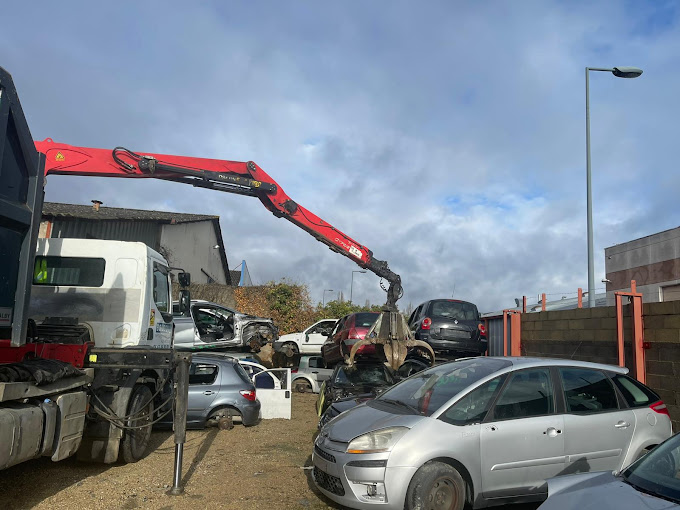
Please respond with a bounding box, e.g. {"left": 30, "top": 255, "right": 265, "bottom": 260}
{"left": 325, "top": 402, "right": 425, "bottom": 443}
{"left": 544, "top": 471, "right": 678, "bottom": 509}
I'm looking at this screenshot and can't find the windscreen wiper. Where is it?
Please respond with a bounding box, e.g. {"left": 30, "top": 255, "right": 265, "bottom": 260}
{"left": 380, "top": 398, "right": 420, "bottom": 415}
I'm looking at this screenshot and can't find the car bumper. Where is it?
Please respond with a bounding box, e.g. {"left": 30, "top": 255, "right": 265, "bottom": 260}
{"left": 419, "top": 336, "right": 487, "bottom": 355}
{"left": 312, "top": 442, "right": 416, "bottom": 510}
{"left": 238, "top": 400, "right": 261, "bottom": 426}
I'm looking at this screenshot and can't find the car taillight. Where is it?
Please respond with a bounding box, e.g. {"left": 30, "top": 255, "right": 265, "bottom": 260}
{"left": 348, "top": 328, "right": 360, "bottom": 339}
{"left": 240, "top": 390, "right": 256, "bottom": 401}
{"left": 422, "top": 318, "right": 432, "bottom": 330}
{"left": 650, "top": 400, "right": 670, "bottom": 416}
{"left": 291, "top": 368, "right": 298, "bottom": 373}
{"left": 478, "top": 323, "right": 486, "bottom": 337}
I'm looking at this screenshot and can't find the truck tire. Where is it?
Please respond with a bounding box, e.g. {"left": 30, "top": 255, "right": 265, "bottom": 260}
{"left": 120, "top": 384, "right": 154, "bottom": 463}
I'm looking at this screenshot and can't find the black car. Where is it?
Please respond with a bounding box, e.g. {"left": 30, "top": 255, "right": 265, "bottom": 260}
{"left": 407, "top": 298, "right": 487, "bottom": 356}
{"left": 317, "top": 358, "right": 429, "bottom": 429}
{"left": 316, "top": 361, "right": 395, "bottom": 418}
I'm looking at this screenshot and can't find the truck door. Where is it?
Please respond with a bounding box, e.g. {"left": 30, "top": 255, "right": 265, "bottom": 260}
{"left": 253, "top": 369, "right": 292, "bottom": 419}
{"left": 150, "top": 262, "right": 173, "bottom": 348}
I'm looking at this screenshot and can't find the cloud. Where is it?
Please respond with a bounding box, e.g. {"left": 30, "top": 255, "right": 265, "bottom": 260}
{"left": 5, "top": 1, "right": 680, "bottom": 312}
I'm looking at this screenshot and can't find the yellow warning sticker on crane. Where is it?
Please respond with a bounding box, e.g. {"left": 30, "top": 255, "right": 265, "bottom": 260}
{"left": 55, "top": 152, "right": 65, "bottom": 161}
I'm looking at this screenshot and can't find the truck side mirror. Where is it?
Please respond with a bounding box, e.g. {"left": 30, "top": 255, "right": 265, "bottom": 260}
{"left": 179, "top": 290, "right": 191, "bottom": 316}
{"left": 178, "top": 272, "right": 191, "bottom": 287}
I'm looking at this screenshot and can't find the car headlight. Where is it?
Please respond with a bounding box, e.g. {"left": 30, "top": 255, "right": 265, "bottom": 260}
{"left": 347, "top": 427, "right": 409, "bottom": 454}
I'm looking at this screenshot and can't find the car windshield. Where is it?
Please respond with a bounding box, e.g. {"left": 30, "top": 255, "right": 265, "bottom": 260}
{"left": 428, "top": 300, "right": 478, "bottom": 321}
{"left": 334, "top": 364, "right": 393, "bottom": 387}
{"left": 622, "top": 435, "right": 680, "bottom": 503}
{"left": 354, "top": 313, "right": 380, "bottom": 328}
{"left": 373, "top": 358, "right": 511, "bottom": 417}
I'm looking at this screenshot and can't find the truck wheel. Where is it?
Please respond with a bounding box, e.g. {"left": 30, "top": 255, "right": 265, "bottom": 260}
{"left": 405, "top": 461, "right": 466, "bottom": 510}
{"left": 120, "top": 384, "right": 154, "bottom": 463}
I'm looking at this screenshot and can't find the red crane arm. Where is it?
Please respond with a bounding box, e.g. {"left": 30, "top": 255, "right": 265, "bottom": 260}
{"left": 34, "top": 139, "right": 402, "bottom": 308}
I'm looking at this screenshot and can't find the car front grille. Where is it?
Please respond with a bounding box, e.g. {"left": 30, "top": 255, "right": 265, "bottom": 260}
{"left": 315, "top": 444, "right": 336, "bottom": 463}
{"left": 314, "top": 466, "right": 345, "bottom": 496}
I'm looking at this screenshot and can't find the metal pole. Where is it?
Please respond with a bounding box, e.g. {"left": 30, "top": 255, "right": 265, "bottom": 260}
{"left": 586, "top": 67, "right": 596, "bottom": 308}
{"left": 168, "top": 351, "right": 191, "bottom": 496}
{"left": 350, "top": 273, "right": 355, "bottom": 304}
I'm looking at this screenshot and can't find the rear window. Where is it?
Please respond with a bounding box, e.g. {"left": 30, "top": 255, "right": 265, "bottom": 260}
{"left": 611, "top": 373, "right": 659, "bottom": 408}
{"left": 33, "top": 256, "right": 105, "bottom": 287}
{"left": 354, "top": 312, "right": 380, "bottom": 328}
{"left": 233, "top": 362, "right": 255, "bottom": 386}
{"left": 428, "top": 300, "right": 479, "bottom": 321}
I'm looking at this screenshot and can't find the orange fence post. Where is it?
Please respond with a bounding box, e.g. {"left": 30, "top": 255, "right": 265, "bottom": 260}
{"left": 522, "top": 296, "right": 527, "bottom": 313}
{"left": 615, "top": 294, "right": 625, "bottom": 367}
{"left": 632, "top": 294, "right": 645, "bottom": 384}
{"left": 510, "top": 312, "right": 522, "bottom": 356}
{"left": 484, "top": 319, "right": 489, "bottom": 356}
{"left": 577, "top": 288, "right": 583, "bottom": 308}
{"left": 502, "top": 310, "right": 508, "bottom": 356}
{"left": 541, "top": 293, "right": 546, "bottom": 311}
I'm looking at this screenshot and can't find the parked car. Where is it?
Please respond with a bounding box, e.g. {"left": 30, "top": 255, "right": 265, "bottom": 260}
{"left": 316, "top": 361, "right": 395, "bottom": 418}
{"left": 292, "top": 355, "right": 334, "bottom": 393}
{"left": 317, "top": 358, "right": 430, "bottom": 429}
{"left": 274, "top": 319, "right": 337, "bottom": 355}
{"left": 407, "top": 298, "right": 486, "bottom": 357}
{"left": 313, "top": 357, "right": 671, "bottom": 510}
{"left": 165, "top": 353, "right": 261, "bottom": 429}
{"left": 173, "top": 299, "right": 278, "bottom": 351}
{"left": 322, "top": 312, "right": 380, "bottom": 366}
{"left": 540, "top": 430, "right": 680, "bottom": 509}
{"left": 238, "top": 359, "right": 283, "bottom": 389}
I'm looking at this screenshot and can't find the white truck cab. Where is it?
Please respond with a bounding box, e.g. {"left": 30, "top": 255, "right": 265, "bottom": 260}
{"left": 29, "top": 238, "right": 174, "bottom": 349}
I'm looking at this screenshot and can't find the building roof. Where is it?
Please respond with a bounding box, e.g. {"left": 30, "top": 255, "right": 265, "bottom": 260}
{"left": 42, "top": 202, "right": 218, "bottom": 224}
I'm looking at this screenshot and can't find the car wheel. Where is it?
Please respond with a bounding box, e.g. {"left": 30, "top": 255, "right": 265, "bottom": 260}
{"left": 294, "top": 379, "right": 313, "bottom": 393}
{"left": 406, "top": 461, "right": 466, "bottom": 510}
{"left": 120, "top": 384, "right": 154, "bottom": 463}
{"left": 207, "top": 406, "right": 241, "bottom": 429}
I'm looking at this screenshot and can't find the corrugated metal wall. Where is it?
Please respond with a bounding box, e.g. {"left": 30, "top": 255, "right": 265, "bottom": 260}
{"left": 486, "top": 315, "right": 513, "bottom": 356}
{"left": 48, "top": 219, "right": 161, "bottom": 249}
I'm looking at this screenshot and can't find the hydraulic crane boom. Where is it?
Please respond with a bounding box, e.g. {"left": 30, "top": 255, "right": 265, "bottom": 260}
{"left": 35, "top": 139, "right": 403, "bottom": 309}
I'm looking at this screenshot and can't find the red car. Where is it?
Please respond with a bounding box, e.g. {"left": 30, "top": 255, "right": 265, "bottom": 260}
{"left": 321, "top": 312, "right": 380, "bottom": 366}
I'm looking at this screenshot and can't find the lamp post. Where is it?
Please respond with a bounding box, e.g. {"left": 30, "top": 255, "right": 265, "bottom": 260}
{"left": 322, "top": 289, "right": 334, "bottom": 307}
{"left": 585, "top": 66, "right": 642, "bottom": 308}
{"left": 350, "top": 270, "right": 367, "bottom": 304}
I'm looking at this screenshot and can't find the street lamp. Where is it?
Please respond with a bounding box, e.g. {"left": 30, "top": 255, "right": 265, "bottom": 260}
{"left": 322, "top": 289, "right": 334, "bottom": 307}
{"left": 350, "top": 270, "right": 367, "bottom": 304}
{"left": 585, "top": 66, "right": 642, "bottom": 308}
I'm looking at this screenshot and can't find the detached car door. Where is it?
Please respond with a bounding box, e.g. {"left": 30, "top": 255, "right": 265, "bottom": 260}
{"left": 254, "top": 368, "right": 292, "bottom": 419}
{"left": 558, "top": 367, "right": 636, "bottom": 472}
{"left": 480, "top": 367, "right": 565, "bottom": 498}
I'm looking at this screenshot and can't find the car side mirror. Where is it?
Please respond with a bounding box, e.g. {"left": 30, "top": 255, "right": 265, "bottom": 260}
{"left": 178, "top": 272, "right": 191, "bottom": 287}
{"left": 179, "top": 290, "right": 191, "bottom": 317}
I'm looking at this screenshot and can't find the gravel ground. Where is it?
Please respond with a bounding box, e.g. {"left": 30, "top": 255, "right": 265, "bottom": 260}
{"left": 0, "top": 393, "right": 335, "bottom": 510}
{"left": 0, "top": 393, "right": 540, "bottom": 510}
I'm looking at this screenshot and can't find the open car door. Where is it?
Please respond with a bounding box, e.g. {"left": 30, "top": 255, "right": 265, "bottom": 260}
{"left": 253, "top": 368, "right": 292, "bottom": 419}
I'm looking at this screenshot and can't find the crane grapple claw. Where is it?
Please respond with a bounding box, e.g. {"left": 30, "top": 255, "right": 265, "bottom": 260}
{"left": 347, "top": 311, "right": 435, "bottom": 371}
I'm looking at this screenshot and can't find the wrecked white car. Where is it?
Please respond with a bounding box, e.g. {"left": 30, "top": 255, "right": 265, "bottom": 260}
{"left": 173, "top": 300, "right": 278, "bottom": 351}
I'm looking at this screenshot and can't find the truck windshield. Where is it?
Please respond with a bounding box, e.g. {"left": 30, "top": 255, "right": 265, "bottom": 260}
{"left": 33, "top": 256, "right": 105, "bottom": 287}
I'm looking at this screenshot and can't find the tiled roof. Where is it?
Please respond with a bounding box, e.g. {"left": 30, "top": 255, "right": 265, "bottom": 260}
{"left": 42, "top": 202, "right": 218, "bottom": 223}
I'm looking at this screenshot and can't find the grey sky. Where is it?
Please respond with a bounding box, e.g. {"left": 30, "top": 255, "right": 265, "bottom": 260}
{"left": 4, "top": 1, "right": 680, "bottom": 312}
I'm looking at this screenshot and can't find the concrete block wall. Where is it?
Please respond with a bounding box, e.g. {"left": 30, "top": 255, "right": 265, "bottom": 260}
{"left": 521, "top": 300, "right": 680, "bottom": 430}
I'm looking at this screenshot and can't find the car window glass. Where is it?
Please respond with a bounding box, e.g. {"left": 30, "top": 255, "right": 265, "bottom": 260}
{"left": 330, "top": 318, "right": 345, "bottom": 337}
{"left": 492, "top": 368, "right": 554, "bottom": 420}
{"left": 189, "top": 363, "right": 218, "bottom": 385}
{"left": 611, "top": 374, "right": 659, "bottom": 408}
{"left": 408, "top": 306, "right": 421, "bottom": 326}
{"left": 232, "top": 362, "right": 254, "bottom": 385}
{"left": 560, "top": 368, "right": 618, "bottom": 413}
{"left": 375, "top": 358, "right": 512, "bottom": 417}
{"left": 253, "top": 371, "right": 276, "bottom": 389}
{"left": 152, "top": 264, "right": 170, "bottom": 313}
{"left": 334, "top": 365, "right": 393, "bottom": 386}
{"left": 623, "top": 435, "right": 680, "bottom": 503}
{"left": 354, "top": 313, "right": 380, "bottom": 328}
{"left": 428, "top": 300, "right": 479, "bottom": 321}
{"left": 309, "top": 357, "right": 324, "bottom": 369}
{"left": 441, "top": 376, "right": 505, "bottom": 426}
